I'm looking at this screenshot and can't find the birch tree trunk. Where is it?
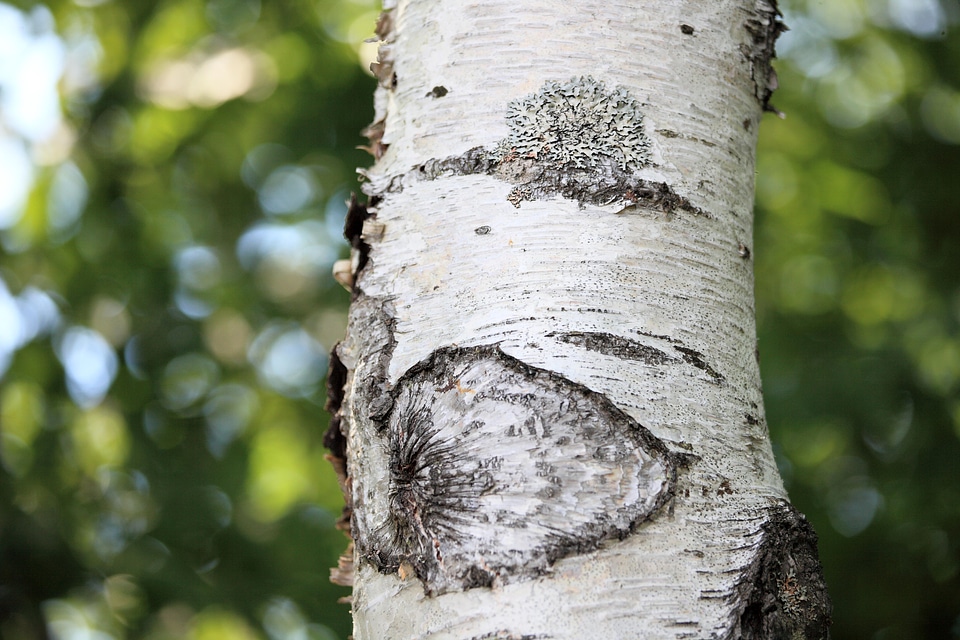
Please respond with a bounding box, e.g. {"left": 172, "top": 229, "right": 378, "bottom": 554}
{"left": 325, "top": 0, "right": 831, "bottom": 638}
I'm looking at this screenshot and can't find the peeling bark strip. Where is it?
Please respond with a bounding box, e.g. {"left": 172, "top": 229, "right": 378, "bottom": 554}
{"left": 743, "top": 0, "right": 786, "bottom": 114}
{"left": 729, "top": 502, "right": 832, "bottom": 640}
{"left": 325, "top": 198, "right": 387, "bottom": 588}
{"left": 358, "top": 8, "right": 395, "bottom": 161}
{"left": 323, "top": 348, "right": 353, "bottom": 588}
{"left": 343, "top": 194, "right": 372, "bottom": 286}
{"left": 358, "top": 346, "right": 677, "bottom": 595}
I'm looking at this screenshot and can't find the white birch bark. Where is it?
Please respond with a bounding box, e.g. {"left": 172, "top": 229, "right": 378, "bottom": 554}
{"left": 325, "top": 1, "right": 831, "bottom": 638}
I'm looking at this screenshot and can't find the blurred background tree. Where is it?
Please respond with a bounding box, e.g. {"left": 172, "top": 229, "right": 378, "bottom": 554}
{"left": 0, "top": 0, "right": 957, "bottom": 638}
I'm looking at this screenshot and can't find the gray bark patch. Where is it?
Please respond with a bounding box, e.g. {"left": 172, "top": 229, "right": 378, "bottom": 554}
{"left": 470, "top": 634, "right": 551, "bottom": 640}
{"left": 360, "top": 345, "right": 677, "bottom": 595}
{"left": 548, "top": 331, "right": 725, "bottom": 384}
{"left": 548, "top": 331, "right": 674, "bottom": 365}
{"left": 634, "top": 329, "right": 726, "bottom": 385}
{"left": 349, "top": 297, "right": 398, "bottom": 426}
{"left": 378, "top": 146, "right": 707, "bottom": 215}
{"left": 728, "top": 502, "right": 832, "bottom": 640}
{"left": 672, "top": 345, "right": 724, "bottom": 384}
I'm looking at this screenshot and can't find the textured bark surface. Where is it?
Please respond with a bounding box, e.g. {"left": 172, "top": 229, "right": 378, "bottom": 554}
{"left": 732, "top": 504, "right": 832, "bottom": 640}
{"left": 326, "top": 0, "right": 830, "bottom": 637}
{"left": 358, "top": 345, "right": 679, "bottom": 595}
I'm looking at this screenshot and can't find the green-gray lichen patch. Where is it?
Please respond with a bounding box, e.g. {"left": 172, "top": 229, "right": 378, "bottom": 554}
{"left": 501, "top": 76, "right": 651, "bottom": 173}
{"left": 489, "top": 77, "right": 701, "bottom": 211}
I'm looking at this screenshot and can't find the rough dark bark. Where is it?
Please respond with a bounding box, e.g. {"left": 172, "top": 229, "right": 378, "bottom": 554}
{"left": 730, "top": 503, "right": 833, "bottom": 640}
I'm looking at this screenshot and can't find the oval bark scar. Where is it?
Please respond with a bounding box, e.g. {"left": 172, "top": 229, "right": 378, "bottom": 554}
{"left": 361, "top": 345, "right": 678, "bottom": 594}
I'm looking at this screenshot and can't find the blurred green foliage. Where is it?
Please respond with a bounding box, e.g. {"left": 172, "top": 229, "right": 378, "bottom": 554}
{"left": 758, "top": 2, "right": 960, "bottom": 637}
{"left": 0, "top": 0, "right": 957, "bottom": 639}
{"left": 0, "top": 0, "right": 376, "bottom": 637}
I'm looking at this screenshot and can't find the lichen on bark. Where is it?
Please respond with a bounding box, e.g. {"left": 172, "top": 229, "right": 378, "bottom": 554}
{"left": 500, "top": 76, "right": 651, "bottom": 172}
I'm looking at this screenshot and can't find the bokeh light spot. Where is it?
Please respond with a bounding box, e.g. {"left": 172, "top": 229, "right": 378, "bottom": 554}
{"left": 887, "top": 0, "right": 945, "bottom": 37}
{"left": 0, "top": 138, "right": 35, "bottom": 229}
{"left": 203, "top": 309, "right": 254, "bottom": 366}
{"left": 247, "top": 322, "right": 326, "bottom": 397}
{"left": 188, "top": 606, "right": 262, "bottom": 640}
{"left": 237, "top": 221, "right": 337, "bottom": 303}
{"left": 263, "top": 597, "right": 338, "bottom": 640}
{"left": 90, "top": 297, "right": 132, "bottom": 348}
{"left": 828, "top": 478, "right": 884, "bottom": 537}
{"left": 247, "top": 422, "right": 314, "bottom": 522}
{"left": 782, "top": 420, "right": 849, "bottom": 468}
{"left": 258, "top": 165, "right": 317, "bottom": 215}
{"left": 204, "top": 383, "right": 259, "bottom": 457}
{"left": 176, "top": 245, "right": 222, "bottom": 291}
{"left": 70, "top": 404, "right": 130, "bottom": 476}
{"left": 43, "top": 592, "right": 122, "bottom": 640}
{"left": 161, "top": 353, "right": 220, "bottom": 412}
{"left": 103, "top": 575, "right": 146, "bottom": 626}
{"left": 47, "top": 161, "right": 88, "bottom": 241}
{"left": 56, "top": 327, "right": 118, "bottom": 408}
{"left": 0, "top": 4, "right": 64, "bottom": 142}
{"left": 139, "top": 46, "right": 277, "bottom": 110}
{"left": 921, "top": 84, "right": 960, "bottom": 144}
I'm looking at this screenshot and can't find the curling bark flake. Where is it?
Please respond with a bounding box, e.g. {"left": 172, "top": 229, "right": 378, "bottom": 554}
{"left": 325, "top": 0, "right": 831, "bottom": 638}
